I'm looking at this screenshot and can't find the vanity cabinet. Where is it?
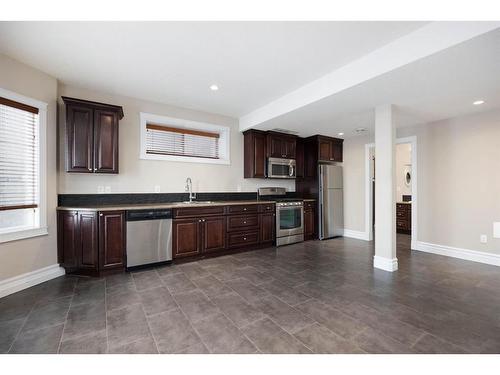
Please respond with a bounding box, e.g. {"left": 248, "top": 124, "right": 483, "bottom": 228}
{"left": 63, "top": 97, "right": 123, "bottom": 174}
{"left": 57, "top": 209, "right": 126, "bottom": 276}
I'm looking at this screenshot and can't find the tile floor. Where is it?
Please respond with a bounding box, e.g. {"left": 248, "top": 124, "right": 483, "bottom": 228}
{"left": 1, "top": 234, "right": 500, "bottom": 354}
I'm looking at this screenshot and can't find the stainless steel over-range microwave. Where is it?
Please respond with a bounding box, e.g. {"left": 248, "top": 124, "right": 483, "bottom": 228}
{"left": 267, "top": 157, "right": 296, "bottom": 178}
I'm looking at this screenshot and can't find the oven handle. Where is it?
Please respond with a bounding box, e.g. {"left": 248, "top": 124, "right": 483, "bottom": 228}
{"left": 289, "top": 164, "right": 295, "bottom": 177}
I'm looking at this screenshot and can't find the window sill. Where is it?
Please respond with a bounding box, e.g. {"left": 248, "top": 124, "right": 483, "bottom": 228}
{"left": 140, "top": 153, "right": 230, "bottom": 165}
{"left": 0, "top": 227, "right": 48, "bottom": 244}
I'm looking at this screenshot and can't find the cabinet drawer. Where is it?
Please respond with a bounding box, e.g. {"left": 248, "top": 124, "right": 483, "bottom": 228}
{"left": 227, "top": 214, "right": 260, "bottom": 232}
{"left": 227, "top": 231, "right": 259, "bottom": 247}
{"left": 304, "top": 201, "right": 315, "bottom": 211}
{"left": 259, "top": 203, "right": 275, "bottom": 213}
{"left": 173, "top": 206, "right": 225, "bottom": 218}
{"left": 396, "top": 210, "right": 407, "bottom": 218}
{"left": 396, "top": 203, "right": 409, "bottom": 211}
{"left": 396, "top": 219, "right": 408, "bottom": 230}
{"left": 227, "top": 204, "right": 259, "bottom": 214}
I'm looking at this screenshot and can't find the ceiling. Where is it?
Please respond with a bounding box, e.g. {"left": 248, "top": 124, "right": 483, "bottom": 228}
{"left": 0, "top": 21, "right": 426, "bottom": 117}
{"left": 253, "top": 27, "right": 500, "bottom": 138}
{"left": 0, "top": 21, "right": 498, "bottom": 139}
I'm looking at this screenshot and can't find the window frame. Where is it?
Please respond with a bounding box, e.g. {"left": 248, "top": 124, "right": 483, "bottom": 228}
{"left": 139, "top": 112, "right": 230, "bottom": 165}
{"left": 0, "top": 87, "right": 48, "bottom": 243}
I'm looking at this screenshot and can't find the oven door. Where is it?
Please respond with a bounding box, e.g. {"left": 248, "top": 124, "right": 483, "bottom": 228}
{"left": 267, "top": 158, "right": 296, "bottom": 178}
{"left": 276, "top": 206, "right": 304, "bottom": 238}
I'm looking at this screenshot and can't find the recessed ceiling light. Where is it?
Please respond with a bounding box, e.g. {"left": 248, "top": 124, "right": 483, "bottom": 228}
{"left": 473, "top": 100, "right": 485, "bottom": 105}
{"left": 210, "top": 84, "right": 219, "bottom": 91}
{"left": 338, "top": 132, "right": 344, "bottom": 136}
{"left": 355, "top": 127, "right": 367, "bottom": 133}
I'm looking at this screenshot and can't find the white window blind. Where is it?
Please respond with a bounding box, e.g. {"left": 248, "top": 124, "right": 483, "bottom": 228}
{"left": 0, "top": 97, "right": 39, "bottom": 211}
{"left": 146, "top": 124, "right": 220, "bottom": 159}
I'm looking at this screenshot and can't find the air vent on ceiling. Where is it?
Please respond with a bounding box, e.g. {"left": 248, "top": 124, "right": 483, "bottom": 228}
{"left": 271, "top": 128, "right": 299, "bottom": 135}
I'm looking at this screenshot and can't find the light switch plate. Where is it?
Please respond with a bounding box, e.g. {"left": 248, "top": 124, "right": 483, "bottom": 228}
{"left": 154, "top": 185, "right": 161, "bottom": 193}
{"left": 105, "top": 186, "right": 111, "bottom": 193}
{"left": 97, "top": 186, "right": 104, "bottom": 193}
{"left": 480, "top": 234, "right": 487, "bottom": 244}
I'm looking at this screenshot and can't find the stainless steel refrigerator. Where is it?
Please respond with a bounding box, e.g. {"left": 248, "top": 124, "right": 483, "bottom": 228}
{"left": 319, "top": 164, "right": 344, "bottom": 239}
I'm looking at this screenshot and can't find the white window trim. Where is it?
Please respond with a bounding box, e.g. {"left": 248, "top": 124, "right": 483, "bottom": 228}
{"left": 0, "top": 87, "right": 48, "bottom": 243}
{"left": 139, "top": 112, "right": 231, "bottom": 165}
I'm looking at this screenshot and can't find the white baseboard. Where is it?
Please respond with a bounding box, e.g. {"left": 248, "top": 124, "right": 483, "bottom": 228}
{"left": 414, "top": 241, "right": 500, "bottom": 267}
{"left": 343, "top": 229, "right": 371, "bottom": 241}
{"left": 0, "top": 264, "right": 66, "bottom": 299}
{"left": 373, "top": 255, "right": 399, "bottom": 272}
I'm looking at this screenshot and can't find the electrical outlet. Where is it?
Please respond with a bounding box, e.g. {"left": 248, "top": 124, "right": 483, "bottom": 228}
{"left": 480, "top": 234, "right": 487, "bottom": 244}
{"left": 105, "top": 186, "right": 111, "bottom": 193}
{"left": 97, "top": 186, "right": 104, "bottom": 193}
{"left": 154, "top": 185, "right": 161, "bottom": 193}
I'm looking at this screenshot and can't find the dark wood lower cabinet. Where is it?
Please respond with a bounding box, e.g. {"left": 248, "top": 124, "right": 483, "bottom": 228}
{"left": 98, "top": 211, "right": 126, "bottom": 270}
{"left": 172, "top": 203, "right": 276, "bottom": 260}
{"left": 260, "top": 212, "right": 275, "bottom": 243}
{"left": 202, "top": 216, "right": 226, "bottom": 253}
{"left": 79, "top": 211, "right": 98, "bottom": 270}
{"left": 304, "top": 201, "right": 317, "bottom": 240}
{"left": 57, "top": 209, "right": 125, "bottom": 276}
{"left": 172, "top": 218, "right": 201, "bottom": 259}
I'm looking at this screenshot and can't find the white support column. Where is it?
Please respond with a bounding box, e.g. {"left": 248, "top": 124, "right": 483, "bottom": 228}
{"left": 373, "top": 105, "right": 398, "bottom": 272}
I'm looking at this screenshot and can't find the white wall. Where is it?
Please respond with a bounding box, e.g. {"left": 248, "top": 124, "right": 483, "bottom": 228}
{"left": 0, "top": 54, "right": 59, "bottom": 281}
{"left": 58, "top": 84, "right": 294, "bottom": 194}
{"left": 343, "top": 109, "right": 500, "bottom": 255}
{"left": 396, "top": 143, "right": 412, "bottom": 201}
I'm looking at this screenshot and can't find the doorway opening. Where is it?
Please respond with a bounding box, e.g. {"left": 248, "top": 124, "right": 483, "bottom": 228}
{"left": 365, "top": 136, "right": 417, "bottom": 250}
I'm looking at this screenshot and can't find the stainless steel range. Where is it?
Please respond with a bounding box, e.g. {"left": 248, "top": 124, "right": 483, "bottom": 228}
{"left": 258, "top": 187, "right": 304, "bottom": 246}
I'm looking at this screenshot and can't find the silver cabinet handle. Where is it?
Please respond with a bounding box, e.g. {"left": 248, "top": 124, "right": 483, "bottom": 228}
{"left": 243, "top": 208, "right": 247, "bottom": 211}
{"left": 243, "top": 237, "right": 247, "bottom": 241}
{"left": 88, "top": 167, "right": 92, "bottom": 171}
{"left": 243, "top": 221, "right": 247, "bottom": 224}
{"left": 99, "top": 213, "right": 103, "bottom": 217}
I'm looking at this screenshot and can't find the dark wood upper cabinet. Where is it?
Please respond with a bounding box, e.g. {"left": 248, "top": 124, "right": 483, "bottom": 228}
{"left": 98, "top": 211, "right": 126, "bottom": 271}
{"left": 93, "top": 109, "right": 119, "bottom": 173}
{"left": 243, "top": 129, "right": 266, "bottom": 178}
{"left": 266, "top": 132, "right": 297, "bottom": 159}
{"left": 317, "top": 136, "right": 343, "bottom": 162}
{"left": 63, "top": 97, "right": 123, "bottom": 174}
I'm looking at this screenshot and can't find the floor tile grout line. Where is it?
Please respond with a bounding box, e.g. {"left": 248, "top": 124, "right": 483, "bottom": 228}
{"left": 56, "top": 277, "right": 78, "bottom": 354}
{"left": 170, "top": 288, "right": 213, "bottom": 354}
{"left": 194, "top": 287, "right": 261, "bottom": 354}
{"left": 7, "top": 293, "right": 47, "bottom": 353}
{"left": 104, "top": 276, "right": 110, "bottom": 354}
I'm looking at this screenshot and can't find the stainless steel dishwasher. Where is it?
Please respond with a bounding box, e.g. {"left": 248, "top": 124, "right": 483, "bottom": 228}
{"left": 126, "top": 209, "right": 172, "bottom": 270}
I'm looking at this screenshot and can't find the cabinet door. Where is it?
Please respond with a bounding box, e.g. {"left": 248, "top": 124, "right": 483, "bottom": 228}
{"left": 202, "top": 216, "right": 226, "bottom": 254}
{"left": 318, "top": 139, "right": 331, "bottom": 161}
{"left": 284, "top": 138, "right": 296, "bottom": 159}
{"left": 98, "top": 211, "right": 126, "bottom": 270}
{"left": 78, "top": 211, "right": 98, "bottom": 270}
{"left": 66, "top": 105, "right": 93, "bottom": 172}
{"left": 304, "top": 209, "right": 315, "bottom": 238}
{"left": 173, "top": 218, "right": 201, "bottom": 258}
{"left": 331, "top": 141, "right": 343, "bottom": 162}
{"left": 94, "top": 109, "right": 119, "bottom": 173}
{"left": 260, "top": 212, "right": 275, "bottom": 243}
{"left": 253, "top": 132, "right": 266, "bottom": 177}
{"left": 268, "top": 134, "right": 284, "bottom": 158}
{"left": 57, "top": 211, "right": 79, "bottom": 268}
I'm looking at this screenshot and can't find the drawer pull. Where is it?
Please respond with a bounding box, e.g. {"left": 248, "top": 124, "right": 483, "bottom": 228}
{"left": 243, "top": 208, "right": 247, "bottom": 211}
{"left": 243, "top": 221, "right": 247, "bottom": 224}
{"left": 243, "top": 237, "right": 247, "bottom": 241}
